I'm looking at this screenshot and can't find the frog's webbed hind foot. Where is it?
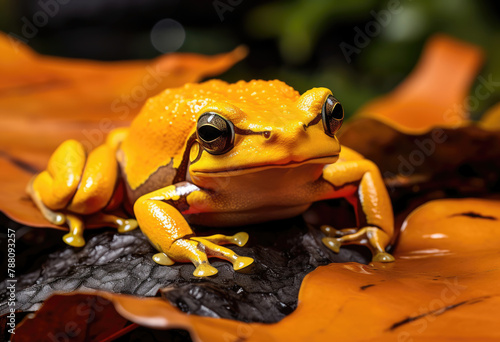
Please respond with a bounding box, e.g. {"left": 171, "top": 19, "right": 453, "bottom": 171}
{"left": 321, "top": 225, "right": 395, "bottom": 263}
{"left": 156, "top": 232, "right": 254, "bottom": 277}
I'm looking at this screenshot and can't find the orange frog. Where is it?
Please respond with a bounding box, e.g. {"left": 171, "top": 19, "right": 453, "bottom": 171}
{"left": 27, "top": 80, "right": 395, "bottom": 277}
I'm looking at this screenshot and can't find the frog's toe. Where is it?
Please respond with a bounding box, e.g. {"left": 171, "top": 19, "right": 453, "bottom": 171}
{"left": 321, "top": 225, "right": 358, "bottom": 237}
{"left": 192, "top": 237, "right": 254, "bottom": 272}
{"left": 195, "top": 231, "right": 250, "bottom": 247}
{"left": 373, "top": 252, "right": 395, "bottom": 263}
{"left": 117, "top": 218, "right": 138, "bottom": 233}
{"left": 230, "top": 232, "right": 249, "bottom": 247}
{"left": 321, "top": 225, "right": 339, "bottom": 237}
{"left": 152, "top": 252, "right": 175, "bottom": 266}
{"left": 63, "top": 233, "right": 85, "bottom": 247}
{"left": 51, "top": 213, "right": 66, "bottom": 226}
{"left": 322, "top": 237, "right": 341, "bottom": 253}
{"left": 193, "top": 263, "right": 218, "bottom": 277}
{"left": 233, "top": 256, "right": 254, "bottom": 271}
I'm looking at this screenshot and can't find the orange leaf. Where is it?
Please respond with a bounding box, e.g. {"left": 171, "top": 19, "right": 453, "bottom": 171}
{"left": 355, "top": 34, "right": 484, "bottom": 133}
{"left": 0, "top": 32, "right": 246, "bottom": 229}
{"left": 12, "top": 294, "right": 131, "bottom": 342}
{"left": 16, "top": 236, "right": 500, "bottom": 341}
{"left": 13, "top": 199, "right": 500, "bottom": 341}
{"left": 397, "top": 198, "right": 500, "bottom": 256}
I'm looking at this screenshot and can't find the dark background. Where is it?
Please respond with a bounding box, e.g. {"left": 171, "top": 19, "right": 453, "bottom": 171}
{"left": 1, "top": 0, "right": 500, "bottom": 118}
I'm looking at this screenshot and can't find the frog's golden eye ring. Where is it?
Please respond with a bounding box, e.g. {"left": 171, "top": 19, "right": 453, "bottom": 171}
{"left": 197, "top": 112, "right": 235, "bottom": 155}
{"left": 322, "top": 95, "right": 344, "bottom": 137}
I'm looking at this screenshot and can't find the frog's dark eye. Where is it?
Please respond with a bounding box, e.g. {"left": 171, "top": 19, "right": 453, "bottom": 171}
{"left": 197, "top": 112, "right": 235, "bottom": 155}
{"left": 321, "top": 95, "right": 344, "bottom": 137}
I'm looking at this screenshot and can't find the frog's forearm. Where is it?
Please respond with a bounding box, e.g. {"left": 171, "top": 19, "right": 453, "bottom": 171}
{"left": 133, "top": 182, "right": 201, "bottom": 252}
{"left": 323, "top": 160, "right": 393, "bottom": 237}
{"left": 134, "top": 182, "right": 253, "bottom": 276}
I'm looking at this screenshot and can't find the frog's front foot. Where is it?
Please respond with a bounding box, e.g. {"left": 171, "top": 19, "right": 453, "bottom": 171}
{"left": 153, "top": 232, "right": 254, "bottom": 277}
{"left": 321, "top": 225, "right": 395, "bottom": 263}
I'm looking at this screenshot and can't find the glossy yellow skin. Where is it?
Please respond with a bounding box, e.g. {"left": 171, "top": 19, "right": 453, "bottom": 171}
{"left": 28, "top": 80, "right": 395, "bottom": 277}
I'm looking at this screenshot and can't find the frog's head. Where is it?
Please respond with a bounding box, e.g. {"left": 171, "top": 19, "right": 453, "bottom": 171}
{"left": 120, "top": 79, "right": 343, "bottom": 194}
{"left": 189, "top": 80, "right": 343, "bottom": 179}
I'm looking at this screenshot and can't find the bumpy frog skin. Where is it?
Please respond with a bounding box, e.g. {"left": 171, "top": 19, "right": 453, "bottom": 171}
{"left": 27, "top": 80, "right": 395, "bottom": 277}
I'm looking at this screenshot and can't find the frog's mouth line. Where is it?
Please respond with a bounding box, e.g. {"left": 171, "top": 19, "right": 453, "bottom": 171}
{"left": 191, "top": 154, "right": 339, "bottom": 175}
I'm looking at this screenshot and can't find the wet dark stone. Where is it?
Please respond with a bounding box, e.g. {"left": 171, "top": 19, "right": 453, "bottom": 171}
{"left": 0, "top": 213, "right": 370, "bottom": 323}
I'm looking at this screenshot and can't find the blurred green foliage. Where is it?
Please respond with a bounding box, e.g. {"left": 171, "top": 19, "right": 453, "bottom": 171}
{"left": 0, "top": 0, "right": 13, "bottom": 31}
{"left": 241, "top": 0, "right": 500, "bottom": 119}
